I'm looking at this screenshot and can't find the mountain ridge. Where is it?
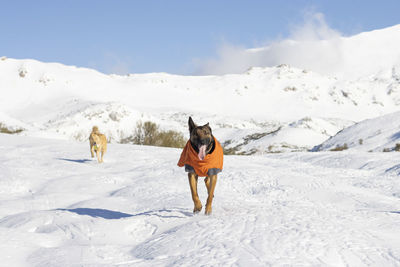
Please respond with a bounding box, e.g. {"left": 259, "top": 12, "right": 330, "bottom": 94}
{"left": 1, "top": 24, "right": 400, "bottom": 153}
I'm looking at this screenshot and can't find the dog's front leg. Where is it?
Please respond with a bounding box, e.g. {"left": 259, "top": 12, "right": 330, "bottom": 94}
{"left": 188, "top": 173, "right": 202, "bottom": 213}
{"left": 100, "top": 150, "right": 104, "bottom": 163}
{"left": 96, "top": 150, "right": 101, "bottom": 163}
{"left": 205, "top": 175, "right": 217, "bottom": 215}
{"left": 90, "top": 144, "right": 95, "bottom": 158}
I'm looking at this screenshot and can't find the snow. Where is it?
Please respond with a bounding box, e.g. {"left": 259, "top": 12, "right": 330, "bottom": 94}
{"left": 2, "top": 25, "right": 400, "bottom": 153}
{"left": 314, "top": 111, "right": 400, "bottom": 152}
{"left": 0, "top": 133, "right": 400, "bottom": 266}
{"left": 2, "top": 24, "right": 400, "bottom": 265}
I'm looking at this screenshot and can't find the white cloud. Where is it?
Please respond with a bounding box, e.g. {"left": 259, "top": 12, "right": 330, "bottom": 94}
{"left": 195, "top": 12, "right": 346, "bottom": 76}
{"left": 289, "top": 11, "right": 341, "bottom": 41}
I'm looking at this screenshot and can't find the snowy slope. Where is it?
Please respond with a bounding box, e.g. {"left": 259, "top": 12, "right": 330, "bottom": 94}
{"left": 223, "top": 116, "right": 354, "bottom": 154}
{"left": 1, "top": 25, "right": 400, "bottom": 153}
{"left": 313, "top": 111, "right": 400, "bottom": 152}
{"left": 0, "top": 134, "right": 400, "bottom": 266}
{"left": 0, "top": 57, "right": 399, "bottom": 153}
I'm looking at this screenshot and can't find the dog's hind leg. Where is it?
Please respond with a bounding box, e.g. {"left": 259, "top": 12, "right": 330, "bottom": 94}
{"left": 188, "top": 173, "right": 202, "bottom": 213}
{"left": 205, "top": 175, "right": 217, "bottom": 215}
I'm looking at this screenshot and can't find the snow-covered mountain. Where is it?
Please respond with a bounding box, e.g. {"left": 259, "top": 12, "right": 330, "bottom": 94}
{"left": 1, "top": 24, "right": 400, "bottom": 153}
{"left": 313, "top": 111, "right": 400, "bottom": 152}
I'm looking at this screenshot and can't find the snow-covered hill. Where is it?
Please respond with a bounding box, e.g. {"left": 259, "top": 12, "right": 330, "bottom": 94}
{"left": 1, "top": 25, "right": 400, "bottom": 153}
{"left": 313, "top": 111, "right": 400, "bottom": 152}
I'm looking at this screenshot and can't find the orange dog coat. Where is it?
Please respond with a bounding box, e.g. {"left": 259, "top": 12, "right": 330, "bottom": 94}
{"left": 177, "top": 137, "right": 224, "bottom": 177}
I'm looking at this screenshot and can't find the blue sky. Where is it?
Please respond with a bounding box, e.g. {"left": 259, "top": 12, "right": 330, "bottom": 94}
{"left": 1, "top": 0, "right": 399, "bottom": 75}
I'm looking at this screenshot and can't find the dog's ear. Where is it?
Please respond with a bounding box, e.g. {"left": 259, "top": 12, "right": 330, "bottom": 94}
{"left": 188, "top": 117, "right": 197, "bottom": 133}
{"left": 204, "top": 122, "right": 212, "bottom": 134}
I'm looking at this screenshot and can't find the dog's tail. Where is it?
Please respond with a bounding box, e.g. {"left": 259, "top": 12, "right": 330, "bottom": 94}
{"left": 92, "top": 126, "right": 100, "bottom": 134}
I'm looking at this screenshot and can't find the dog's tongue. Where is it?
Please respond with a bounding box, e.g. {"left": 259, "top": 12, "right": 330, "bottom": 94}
{"left": 198, "top": 145, "right": 207, "bottom": 161}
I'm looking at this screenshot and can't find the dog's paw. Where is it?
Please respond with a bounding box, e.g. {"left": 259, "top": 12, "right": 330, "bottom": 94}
{"left": 193, "top": 202, "right": 202, "bottom": 213}
{"left": 205, "top": 205, "right": 212, "bottom": 215}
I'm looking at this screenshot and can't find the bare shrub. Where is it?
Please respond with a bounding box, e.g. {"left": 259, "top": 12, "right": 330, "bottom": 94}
{"left": 155, "top": 130, "right": 186, "bottom": 148}
{"left": 123, "top": 121, "right": 186, "bottom": 148}
{"left": 394, "top": 143, "right": 400, "bottom": 151}
{"left": 223, "top": 147, "right": 238, "bottom": 155}
{"left": 134, "top": 121, "right": 159, "bottom": 145}
{"left": 222, "top": 140, "right": 239, "bottom": 155}
{"left": 330, "top": 143, "right": 348, "bottom": 151}
{"left": 284, "top": 86, "right": 297, "bottom": 92}
{"left": 0, "top": 123, "right": 23, "bottom": 134}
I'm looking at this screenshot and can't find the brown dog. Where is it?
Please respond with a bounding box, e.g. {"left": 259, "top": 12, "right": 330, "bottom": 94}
{"left": 89, "top": 126, "right": 107, "bottom": 163}
{"left": 178, "top": 117, "right": 224, "bottom": 215}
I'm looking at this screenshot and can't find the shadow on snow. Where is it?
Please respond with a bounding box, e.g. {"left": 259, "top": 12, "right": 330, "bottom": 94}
{"left": 57, "top": 158, "right": 92, "bottom": 164}
{"left": 388, "top": 211, "right": 400, "bottom": 215}
{"left": 57, "top": 207, "right": 192, "bottom": 219}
